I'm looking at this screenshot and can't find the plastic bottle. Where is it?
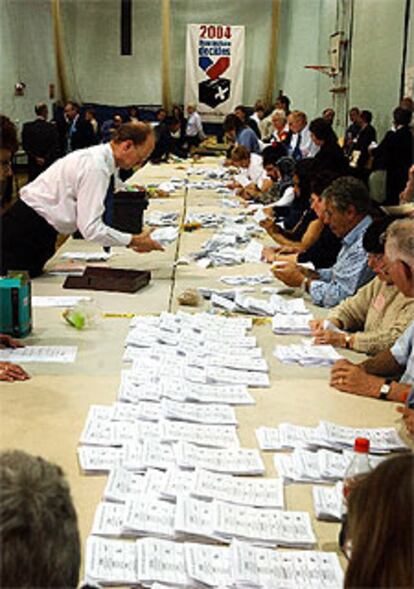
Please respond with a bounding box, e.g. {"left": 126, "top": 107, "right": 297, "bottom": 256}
{"left": 339, "top": 437, "right": 372, "bottom": 551}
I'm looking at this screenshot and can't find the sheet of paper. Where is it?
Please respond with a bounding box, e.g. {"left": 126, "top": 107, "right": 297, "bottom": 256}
{"left": 84, "top": 536, "right": 138, "bottom": 585}
{"left": 32, "top": 296, "right": 91, "bottom": 308}
{"left": 174, "top": 442, "right": 265, "bottom": 475}
{"left": 191, "top": 468, "right": 284, "bottom": 508}
{"left": 0, "top": 346, "right": 78, "bottom": 363}
{"left": 136, "top": 537, "right": 190, "bottom": 586}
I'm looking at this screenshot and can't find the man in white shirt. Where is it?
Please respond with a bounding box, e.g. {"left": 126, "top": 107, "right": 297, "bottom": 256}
{"left": 185, "top": 103, "right": 205, "bottom": 148}
{"left": 287, "top": 110, "right": 319, "bottom": 160}
{"left": 1, "top": 122, "right": 163, "bottom": 277}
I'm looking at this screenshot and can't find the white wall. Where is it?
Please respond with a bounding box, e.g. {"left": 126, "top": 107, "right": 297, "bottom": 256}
{"left": 0, "top": 0, "right": 412, "bottom": 139}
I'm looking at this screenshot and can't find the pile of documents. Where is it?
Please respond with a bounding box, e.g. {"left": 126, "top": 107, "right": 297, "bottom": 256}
{"left": 211, "top": 291, "right": 310, "bottom": 318}
{"left": 256, "top": 420, "right": 408, "bottom": 453}
{"left": 145, "top": 211, "right": 179, "bottom": 226}
{"left": 313, "top": 482, "right": 344, "bottom": 521}
{"left": 272, "top": 313, "right": 313, "bottom": 334}
{"left": 150, "top": 226, "right": 179, "bottom": 246}
{"left": 274, "top": 341, "right": 343, "bottom": 366}
{"left": 220, "top": 273, "right": 273, "bottom": 286}
{"left": 85, "top": 537, "right": 344, "bottom": 588}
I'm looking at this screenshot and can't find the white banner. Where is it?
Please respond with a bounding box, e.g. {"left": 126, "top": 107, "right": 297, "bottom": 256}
{"left": 184, "top": 23, "right": 245, "bottom": 123}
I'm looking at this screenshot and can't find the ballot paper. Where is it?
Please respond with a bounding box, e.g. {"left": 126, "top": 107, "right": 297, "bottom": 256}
{"left": 241, "top": 239, "right": 264, "bottom": 263}
{"left": 213, "top": 500, "right": 316, "bottom": 547}
{"left": 123, "top": 496, "right": 176, "bottom": 538}
{"left": 313, "top": 482, "right": 344, "bottom": 521}
{"left": 220, "top": 273, "right": 273, "bottom": 286}
{"left": 91, "top": 501, "right": 127, "bottom": 537}
{"left": 231, "top": 539, "right": 344, "bottom": 589}
{"left": 179, "top": 381, "right": 255, "bottom": 405}
{"left": 318, "top": 420, "right": 409, "bottom": 453}
{"left": 31, "top": 296, "right": 91, "bottom": 308}
{"left": 174, "top": 442, "right": 265, "bottom": 475}
{"left": 273, "top": 342, "right": 342, "bottom": 366}
{"left": 160, "top": 466, "right": 195, "bottom": 500}
{"left": 61, "top": 251, "right": 111, "bottom": 261}
{"left": 253, "top": 207, "right": 268, "bottom": 223}
{"left": 160, "top": 399, "right": 237, "bottom": 425}
{"left": 206, "top": 365, "right": 270, "bottom": 388}
{"left": 174, "top": 495, "right": 217, "bottom": 540}
{"left": 103, "top": 468, "right": 166, "bottom": 503}
{"left": 191, "top": 468, "right": 284, "bottom": 509}
{"left": 255, "top": 427, "right": 284, "bottom": 451}
{"left": 272, "top": 313, "right": 313, "bottom": 334}
{"left": 197, "top": 286, "right": 254, "bottom": 300}
{"left": 146, "top": 211, "right": 179, "bottom": 226}
{"left": 0, "top": 346, "right": 78, "bottom": 363}
{"left": 136, "top": 537, "right": 190, "bottom": 586}
{"left": 103, "top": 468, "right": 147, "bottom": 502}
{"left": 161, "top": 420, "right": 240, "bottom": 448}
{"left": 85, "top": 536, "right": 139, "bottom": 585}
{"left": 185, "top": 543, "right": 233, "bottom": 587}
{"left": 78, "top": 446, "right": 123, "bottom": 473}
{"left": 273, "top": 447, "right": 380, "bottom": 484}
{"left": 79, "top": 417, "right": 136, "bottom": 447}
{"left": 150, "top": 226, "right": 179, "bottom": 246}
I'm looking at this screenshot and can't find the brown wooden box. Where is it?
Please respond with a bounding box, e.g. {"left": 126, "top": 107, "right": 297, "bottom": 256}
{"left": 63, "top": 266, "right": 151, "bottom": 293}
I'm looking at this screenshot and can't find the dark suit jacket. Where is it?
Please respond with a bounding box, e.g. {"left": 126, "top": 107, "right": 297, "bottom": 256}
{"left": 22, "top": 118, "right": 60, "bottom": 180}
{"left": 69, "top": 117, "right": 96, "bottom": 151}
{"left": 373, "top": 126, "right": 413, "bottom": 204}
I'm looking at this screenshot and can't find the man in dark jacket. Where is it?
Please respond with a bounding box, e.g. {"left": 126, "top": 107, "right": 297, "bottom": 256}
{"left": 22, "top": 103, "right": 60, "bottom": 181}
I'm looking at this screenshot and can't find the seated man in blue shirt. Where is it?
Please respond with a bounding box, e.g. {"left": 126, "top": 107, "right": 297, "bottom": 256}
{"left": 223, "top": 113, "right": 261, "bottom": 155}
{"left": 330, "top": 219, "right": 414, "bottom": 435}
{"left": 272, "top": 176, "right": 374, "bottom": 307}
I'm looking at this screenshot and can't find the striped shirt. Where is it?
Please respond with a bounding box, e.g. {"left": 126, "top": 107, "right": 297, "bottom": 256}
{"left": 309, "top": 215, "right": 374, "bottom": 308}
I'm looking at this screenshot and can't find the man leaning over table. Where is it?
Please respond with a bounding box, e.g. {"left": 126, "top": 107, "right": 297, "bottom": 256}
{"left": 330, "top": 219, "right": 414, "bottom": 436}
{"left": 272, "top": 176, "right": 374, "bottom": 307}
{"left": 1, "top": 122, "right": 164, "bottom": 278}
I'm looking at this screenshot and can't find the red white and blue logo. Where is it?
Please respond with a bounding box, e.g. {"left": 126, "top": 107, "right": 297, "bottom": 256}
{"left": 198, "top": 25, "right": 232, "bottom": 108}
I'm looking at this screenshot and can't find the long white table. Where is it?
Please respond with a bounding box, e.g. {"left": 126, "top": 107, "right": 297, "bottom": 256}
{"left": 1, "top": 157, "right": 411, "bottom": 578}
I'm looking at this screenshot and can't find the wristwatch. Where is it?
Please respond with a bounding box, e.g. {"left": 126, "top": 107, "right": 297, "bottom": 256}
{"left": 379, "top": 379, "right": 392, "bottom": 400}
{"left": 344, "top": 334, "right": 352, "bottom": 349}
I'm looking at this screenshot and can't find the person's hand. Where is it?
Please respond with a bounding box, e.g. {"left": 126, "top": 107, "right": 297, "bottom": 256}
{"left": 314, "top": 329, "right": 346, "bottom": 347}
{"left": 263, "top": 206, "right": 275, "bottom": 218}
{"left": 271, "top": 262, "right": 305, "bottom": 287}
{"left": 396, "top": 406, "right": 414, "bottom": 436}
{"left": 262, "top": 246, "right": 279, "bottom": 263}
{"left": 278, "top": 246, "right": 300, "bottom": 255}
{"left": 259, "top": 217, "right": 275, "bottom": 232}
{"left": 309, "top": 318, "right": 325, "bottom": 332}
{"left": 128, "top": 231, "right": 164, "bottom": 253}
{"left": 330, "top": 361, "right": 381, "bottom": 397}
{"left": 0, "top": 362, "right": 30, "bottom": 382}
{"left": 0, "top": 335, "right": 24, "bottom": 349}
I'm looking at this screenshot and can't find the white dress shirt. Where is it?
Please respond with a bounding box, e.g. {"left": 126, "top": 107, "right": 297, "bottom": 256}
{"left": 186, "top": 111, "right": 205, "bottom": 138}
{"left": 20, "top": 143, "right": 132, "bottom": 247}
{"left": 289, "top": 124, "right": 319, "bottom": 158}
{"left": 235, "top": 153, "right": 267, "bottom": 188}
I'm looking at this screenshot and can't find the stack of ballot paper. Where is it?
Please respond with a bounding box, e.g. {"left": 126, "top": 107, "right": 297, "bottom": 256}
{"left": 274, "top": 447, "right": 386, "bottom": 484}
{"left": 150, "top": 226, "right": 179, "bottom": 246}
{"left": 85, "top": 536, "right": 344, "bottom": 588}
{"left": 274, "top": 341, "right": 343, "bottom": 366}
{"left": 146, "top": 211, "right": 179, "bottom": 226}
{"left": 90, "top": 496, "right": 315, "bottom": 545}
{"left": 220, "top": 273, "right": 273, "bottom": 286}
{"left": 61, "top": 251, "right": 111, "bottom": 261}
{"left": 174, "top": 442, "right": 265, "bottom": 475}
{"left": 313, "top": 482, "right": 344, "bottom": 521}
{"left": 256, "top": 421, "right": 408, "bottom": 454}
{"left": 272, "top": 313, "right": 313, "bottom": 334}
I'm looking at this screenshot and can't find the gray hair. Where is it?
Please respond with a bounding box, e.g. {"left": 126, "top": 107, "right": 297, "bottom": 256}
{"left": 322, "top": 176, "right": 371, "bottom": 214}
{"left": 385, "top": 218, "right": 414, "bottom": 267}
{"left": 0, "top": 450, "right": 80, "bottom": 588}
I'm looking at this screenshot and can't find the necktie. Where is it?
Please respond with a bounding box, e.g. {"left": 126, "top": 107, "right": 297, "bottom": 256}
{"left": 292, "top": 133, "right": 302, "bottom": 161}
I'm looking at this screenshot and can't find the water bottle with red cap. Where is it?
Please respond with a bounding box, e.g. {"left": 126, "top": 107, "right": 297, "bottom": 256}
{"left": 339, "top": 437, "right": 372, "bottom": 552}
